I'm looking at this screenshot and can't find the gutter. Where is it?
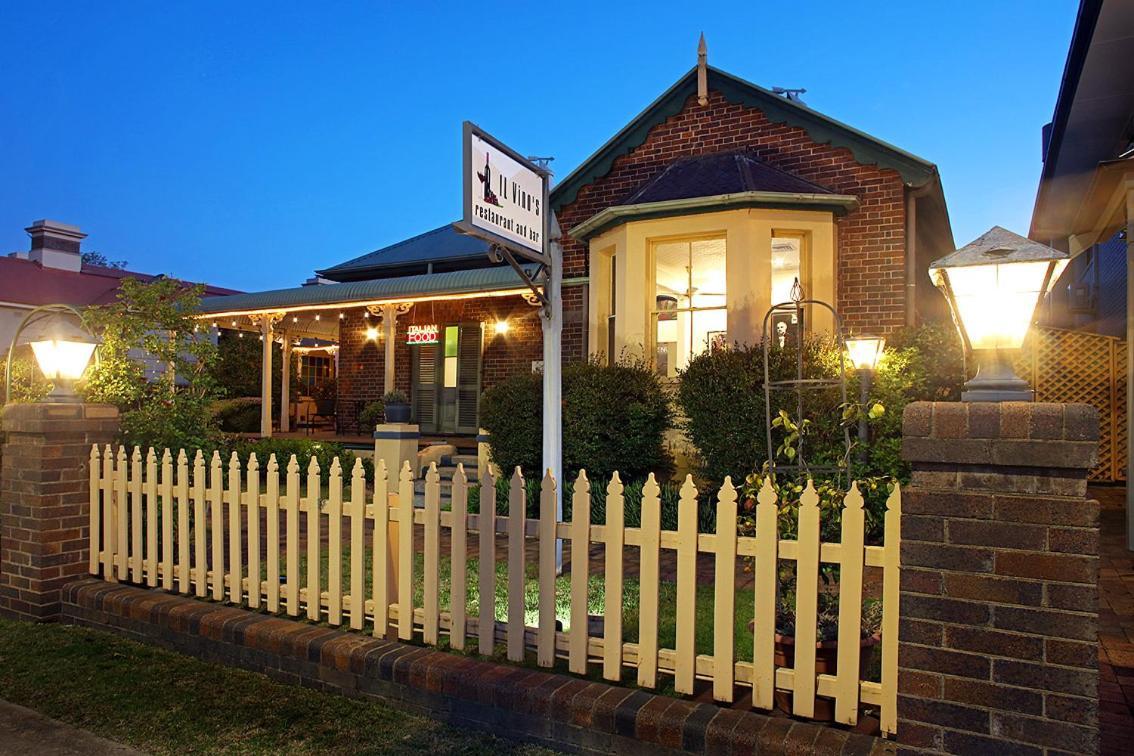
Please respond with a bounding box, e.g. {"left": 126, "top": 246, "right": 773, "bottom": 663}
{"left": 569, "top": 190, "right": 859, "bottom": 241}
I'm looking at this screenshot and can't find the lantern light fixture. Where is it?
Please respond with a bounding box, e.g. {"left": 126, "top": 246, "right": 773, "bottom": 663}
{"left": 5, "top": 304, "right": 99, "bottom": 404}
{"left": 846, "top": 336, "right": 885, "bottom": 372}
{"left": 930, "top": 226, "right": 1069, "bottom": 401}
{"left": 365, "top": 327, "right": 379, "bottom": 342}
{"left": 494, "top": 320, "right": 510, "bottom": 336}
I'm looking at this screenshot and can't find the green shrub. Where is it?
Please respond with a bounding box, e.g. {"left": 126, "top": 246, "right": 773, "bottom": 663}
{"left": 479, "top": 357, "right": 672, "bottom": 482}
{"left": 212, "top": 398, "right": 261, "bottom": 433}
{"left": 223, "top": 437, "right": 357, "bottom": 476}
{"left": 358, "top": 401, "right": 384, "bottom": 431}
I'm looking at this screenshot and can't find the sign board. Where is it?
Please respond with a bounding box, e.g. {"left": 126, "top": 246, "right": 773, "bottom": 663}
{"left": 407, "top": 324, "right": 439, "bottom": 345}
{"left": 456, "top": 121, "right": 549, "bottom": 263}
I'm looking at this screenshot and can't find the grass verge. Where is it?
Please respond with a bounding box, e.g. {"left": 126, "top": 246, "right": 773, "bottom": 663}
{"left": 0, "top": 618, "right": 556, "bottom": 755}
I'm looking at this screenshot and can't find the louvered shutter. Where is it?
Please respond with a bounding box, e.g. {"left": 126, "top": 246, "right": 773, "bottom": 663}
{"left": 455, "top": 323, "right": 483, "bottom": 434}
{"left": 413, "top": 343, "right": 438, "bottom": 433}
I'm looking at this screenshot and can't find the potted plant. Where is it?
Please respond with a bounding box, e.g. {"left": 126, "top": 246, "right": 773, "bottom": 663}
{"left": 382, "top": 390, "right": 411, "bottom": 423}
{"left": 311, "top": 379, "right": 337, "bottom": 417}
{"left": 358, "top": 400, "right": 385, "bottom": 431}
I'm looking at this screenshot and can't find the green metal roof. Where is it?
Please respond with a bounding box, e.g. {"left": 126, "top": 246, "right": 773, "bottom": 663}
{"left": 196, "top": 265, "right": 537, "bottom": 315}
{"left": 550, "top": 65, "right": 940, "bottom": 212}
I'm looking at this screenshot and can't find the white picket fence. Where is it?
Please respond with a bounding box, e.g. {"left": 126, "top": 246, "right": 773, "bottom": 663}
{"left": 87, "top": 445, "right": 901, "bottom": 735}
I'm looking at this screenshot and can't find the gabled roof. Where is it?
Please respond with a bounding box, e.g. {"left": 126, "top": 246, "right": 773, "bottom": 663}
{"left": 317, "top": 224, "right": 494, "bottom": 282}
{"left": 619, "top": 151, "right": 834, "bottom": 205}
{"left": 0, "top": 255, "right": 239, "bottom": 309}
{"left": 550, "top": 65, "right": 941, "bottom": 212}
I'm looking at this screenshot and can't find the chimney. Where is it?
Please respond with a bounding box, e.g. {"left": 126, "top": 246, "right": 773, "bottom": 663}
{"left": 26, "top": 219, "right": 85, "bottom": 272}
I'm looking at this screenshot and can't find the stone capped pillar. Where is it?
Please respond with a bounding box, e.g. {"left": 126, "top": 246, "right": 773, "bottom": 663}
{"left": 0, "top": 402, "right": 119, "bottom": 621}
{"left": 898, "top": 401, "right": 1099, "bottom": 754}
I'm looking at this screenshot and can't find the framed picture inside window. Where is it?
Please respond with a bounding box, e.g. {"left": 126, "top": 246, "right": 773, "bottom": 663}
{"left": 707, "top": 330, "right": 728, "bottom": 353}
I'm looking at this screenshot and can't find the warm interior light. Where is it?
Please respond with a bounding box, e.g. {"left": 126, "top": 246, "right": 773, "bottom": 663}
{"left": 30, "top": 339, "right": 96, "bottom": 382}
{"left": 846, "top": 336, "right": 885, "bottom": 371}
{"left": 943, "top": 259, "right": 1067, "bottom": 351}
{"left": 494, "top": 320, "right": 510, "bottom": 336}
{"left": 365, "top": 327, "right": 379, "bottom": 341}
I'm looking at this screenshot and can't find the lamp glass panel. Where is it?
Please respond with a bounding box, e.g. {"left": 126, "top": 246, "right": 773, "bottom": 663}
{"left": 946, "top": 260, "right": 1052, "bottom": 350}
{"left": 30, "top": 339, "right": 96, "bottom": 380}
{"left": 846, "top": 337, "right": 885, "bottom": 370}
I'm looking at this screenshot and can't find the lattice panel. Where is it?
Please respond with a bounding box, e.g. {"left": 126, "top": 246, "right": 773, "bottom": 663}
{"left": 1016, "top": 327, "right": 1126, "bottom": 481}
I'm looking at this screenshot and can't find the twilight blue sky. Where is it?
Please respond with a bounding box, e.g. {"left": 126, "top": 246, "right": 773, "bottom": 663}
{"left": 0, "top": 1, "right": 1077, "bottom": 292}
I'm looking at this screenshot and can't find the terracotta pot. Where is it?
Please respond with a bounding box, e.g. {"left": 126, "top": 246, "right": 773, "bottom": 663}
{"left": 771, "top": 633, "right": 880, "bottom": 720}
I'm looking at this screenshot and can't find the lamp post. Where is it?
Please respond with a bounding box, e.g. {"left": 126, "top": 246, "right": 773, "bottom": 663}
{"left": 929, "top": 226, "right": 1069, "bottom": 402}
{"left": 5, "top": 304, "right": 99, "bottom": 404}
{"left": 846, "top": 336, "right": 884, "bottom": 457}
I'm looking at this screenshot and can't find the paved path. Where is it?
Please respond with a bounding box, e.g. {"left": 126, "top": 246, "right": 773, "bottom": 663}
{"left": 0, "top": 700, "right": 145, "bottom": 756}
{"left": 1095, "top": 485, "right": 1134, "bottom": 755}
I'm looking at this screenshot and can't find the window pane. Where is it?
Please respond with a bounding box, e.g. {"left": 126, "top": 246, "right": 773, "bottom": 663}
{"left": 653, "top": 238, "right": 726, "bottom": 377}
{"left": 444, "top": 326, "right": 458, "bottom": 358}
{"left": 690, "top": 239, "right": 726, "bottom": 308}
{"left": 772, "top": 236, "right": 801, "bottom": 304}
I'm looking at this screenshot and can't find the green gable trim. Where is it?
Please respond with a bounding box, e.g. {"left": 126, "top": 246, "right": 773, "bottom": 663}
{"left": 550, "top": 66, "right": 938, "bottom": 213}
{"left": 569, "top": 191, "right": 859, "bottom": 241}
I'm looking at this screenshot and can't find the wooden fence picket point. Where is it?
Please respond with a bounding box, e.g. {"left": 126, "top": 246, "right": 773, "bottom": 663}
{"left": 130, "top": 447, "right": 143, "bottom": 583}
{"left": 227, "top": 451, "right": 243, "bottom": 604}
{"left": 102, "top": 446, "right": 116, "bottom": 581}
{"left": 713, "top": 476, "right": 738, "bottom": 701}
{"left": 246, "top": 453, "right": 262, "bottom": 609}
{"left": 880, "top": 483, "right": 902, "bottom": 736}
{"left": 306, "top": 456, "right": 322, "bottom": 621}
{"left": 285, "top": 454, "right": 301, "bottom": 616}
{"left": 88, "top": 445, "right": 100, "bottom": 575}
{"left": 349, "top": 458, "right": 365, "bottom": 630}
{"left": 602, "top": 472, "right": 625, "bottom": 681}
{"left": 568, "top": 470, "right": 591, "bottom": 674}
{"left": 477, "top": 465, "right": 496, "bottom": 655}
{"left": 753, "top": 476, "right": 779, "bottom": 709}
{"left": 210, "top": 451, "right": 224, "bottom": 601}
{"left": 145, "top": 448, "right": 158, "bottom": 587}
{"left": 834, "top": 481, "right": 866, "bottom": 725}
{"left": 450, "top": 464, "right": 469, "bottom": 650}
{"left": 537, "top": 469, "right": 557, "bottom": 667}
{"left": 507, "top": 467, "right": 526, "bottom": 662}
{"left": 176, "top": 450, "right": 190, "bottom": 594}
{"left": 423, "top": 462, "right": 442, "bottom": 645}
{"left": 327, "top": 457, "right": 343, "bottom": 626}
{"left": 674, "top": 474, "right": 698, "bottom": 694}
{"left": 637, "top": 473, "right": 661, "bottom": 689}
{"left": 397, "top": 461, "right": 415, "bottom": 641}
{"left": 266, "top": 454, "right": 280, "bottom": 613}
{"left": 160, "top": 449, "right": 173, "bottom": 590}
{"left": 192, "top": 450, "right": 206, "bottom": 597}
{"left": 116, "top": 447, "right": 128, "bottom": 582}
{"left": 371, "top": 459, "right": 390, "bottom": 638}
{"left": 792, "top": 479, "right": 821, "bottom": 718}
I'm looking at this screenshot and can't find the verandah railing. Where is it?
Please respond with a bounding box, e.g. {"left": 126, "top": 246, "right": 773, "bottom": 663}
{"left": 86, "top": 445, "right": 901, "bottom": 735}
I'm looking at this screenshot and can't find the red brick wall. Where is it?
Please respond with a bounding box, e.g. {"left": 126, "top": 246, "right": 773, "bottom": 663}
{"left": 336, "top": 294, "right": 548, "bottom": 433}
{"left": 554, "top": 90, "right": 909, "bottom": 333}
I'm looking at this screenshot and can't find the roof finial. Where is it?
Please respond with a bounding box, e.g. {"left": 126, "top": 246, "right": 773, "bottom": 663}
{"left": 697, "top": 33, "right": 708, "bottom": 107}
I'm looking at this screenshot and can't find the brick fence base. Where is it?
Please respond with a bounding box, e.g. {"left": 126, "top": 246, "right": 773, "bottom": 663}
{"left": 62, "top": 579, "right": 889, "bottom": 755}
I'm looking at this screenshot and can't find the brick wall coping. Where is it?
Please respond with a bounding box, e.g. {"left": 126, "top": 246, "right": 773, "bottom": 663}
{"left": 62, "top": 579, "right": 890, "bottom": 756}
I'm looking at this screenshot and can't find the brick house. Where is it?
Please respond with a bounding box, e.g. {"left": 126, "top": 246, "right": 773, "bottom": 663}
{"left": 197, "top": 55, "right": 955, "bottom": 438}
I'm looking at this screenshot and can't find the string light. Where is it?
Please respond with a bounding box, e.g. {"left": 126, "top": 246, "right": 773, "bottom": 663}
{"left": 238, "top": 332, "right": 244, "bottom": 339}
{"left": 314, "top": 314, "right": 320, "bottom": 321}
{"left": 339, "top": 312, "right": 344, "bottom": 319}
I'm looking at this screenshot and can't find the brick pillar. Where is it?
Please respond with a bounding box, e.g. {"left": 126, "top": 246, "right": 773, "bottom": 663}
{"left": 0, "top": 402, "right": 119, "bottom": 621}
{"left": 898, "top": 401, "right": 1099, "bottom": 754}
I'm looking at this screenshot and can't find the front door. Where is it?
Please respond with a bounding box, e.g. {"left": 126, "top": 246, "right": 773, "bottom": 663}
{"left": 412, "top": 323, "right": 482, "bottom": 434}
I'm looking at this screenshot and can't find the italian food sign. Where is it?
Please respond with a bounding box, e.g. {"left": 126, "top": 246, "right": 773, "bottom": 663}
{"left": 406, "top": 324, "right": 439, "bottom": 345}
{"left": 457, "top": 121, "right": 547, "bottom": 260}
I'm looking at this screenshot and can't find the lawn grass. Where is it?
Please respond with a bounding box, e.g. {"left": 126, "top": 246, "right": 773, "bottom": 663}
{"left": 0, "top": 618, "right": 557, "bottom": 755}
{"left": 285, "top": 548, "right": 759, "bottom": 663}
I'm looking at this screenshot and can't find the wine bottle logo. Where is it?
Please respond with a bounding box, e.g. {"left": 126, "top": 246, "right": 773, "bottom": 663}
{"left": 476, "top": 151, "right": 503, "bottom": 207}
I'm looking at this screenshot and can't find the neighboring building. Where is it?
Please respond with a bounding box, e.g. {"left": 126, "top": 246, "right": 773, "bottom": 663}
{"left": 1031, "top": 0, "right": 1134, "bottom": 338}
{"left": 197, "top": 48, "right": 955, "bottom": 438}
{"left": 1, "top": 219, "right": 240, "bottom": 379}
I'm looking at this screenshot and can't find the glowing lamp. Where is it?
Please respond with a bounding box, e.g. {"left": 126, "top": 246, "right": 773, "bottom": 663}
{"left": 365, "top": 327, "right": 379, "bottom": 342}
{"left": 29, "top": 336, "right": 97, "bottom": 401}
{"left": 493, "top": 320, "right": 510, "bottom": 336}
{"left": 846, "top": 336, "right": 885, "bottom": 372}
{"left": 930, "top": 226, "right": 1068, "bottom": 402}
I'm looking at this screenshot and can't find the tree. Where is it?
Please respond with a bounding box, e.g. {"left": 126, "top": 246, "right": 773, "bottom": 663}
{"left": 82, "top": 277, "right": 221, "bottom": 452}
{"left": 80, "top": 251, "right": 128, "bottom": 270}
